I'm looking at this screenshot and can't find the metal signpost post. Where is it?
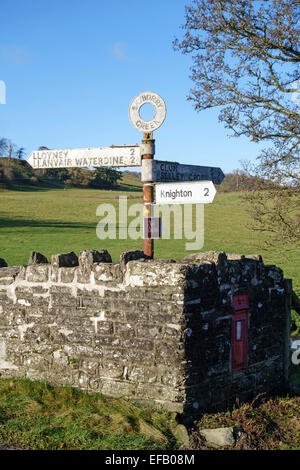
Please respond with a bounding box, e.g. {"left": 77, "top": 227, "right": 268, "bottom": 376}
{"left": 141, "top": 134, "right": 155, "bottom": 259}
{"left": 129, "top": 91, "right": 167, "bottom": 258}
{"left": 27, "top": 90, "right": 225, "bottom": 259}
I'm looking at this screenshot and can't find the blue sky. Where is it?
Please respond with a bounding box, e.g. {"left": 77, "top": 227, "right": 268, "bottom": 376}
{"left": 0, "top": 0, "right": 264, "bottom": 173}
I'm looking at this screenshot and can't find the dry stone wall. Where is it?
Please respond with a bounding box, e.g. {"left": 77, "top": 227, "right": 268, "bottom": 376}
{"left": 0, "top": 249, "right": 290, "bottom": 419}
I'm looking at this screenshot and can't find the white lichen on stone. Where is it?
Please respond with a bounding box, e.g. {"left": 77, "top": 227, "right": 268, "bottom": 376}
{"left": 90, "top": 311, "right": 106, "bottom": 333}
{"left": 167, "top": 323, "right": 181, "bottom": 331}
{"left": 18, "top": 323, "right": 35, "bottom": 340}
{"left": 18, "top": 299, "right": 31, "bottom": 307}
{"left": 58, "top": 328, "right": 73, "bottom": 337}
{"left": 0, "top": 340, "right": 18, "bottom": 370}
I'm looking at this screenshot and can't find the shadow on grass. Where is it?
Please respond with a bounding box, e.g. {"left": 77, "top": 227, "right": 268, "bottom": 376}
{"left": 113, "top": 183, "right": 142, "bottom": 192}
{"left": 0, "top": 218, "right": 97, "bottom": 230}
{"left": 0, "top": 218, "right": 134, "bottom": 232}
{"left": 0, "top": 181, "right": 142, "bottom": 193}
{"left": 0, "top": 184, "right": 64, "bottom": 193}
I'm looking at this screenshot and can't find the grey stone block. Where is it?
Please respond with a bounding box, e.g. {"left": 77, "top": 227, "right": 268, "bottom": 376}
{"left": 199, "top": 427, "right": 236, "bottom": 447}
{"left": 0, "top": 258, "right": 8, "bottom": 268}
{"left": 120, "top": 250, "right": 151, "bottom": 270}
{"left": 28, "top": 251, "right": 49, "bottom": 265}
{"left": 51, "top": 252, "right": 79, "bottom": 268}
{"left": 79, "top": 249, "right": 112, "bottom": 266}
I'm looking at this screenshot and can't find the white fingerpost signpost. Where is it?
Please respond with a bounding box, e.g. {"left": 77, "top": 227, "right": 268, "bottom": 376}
{"left": 128, "top": 91, "right": 167, "bottom": 258}
{"left": 27, "top": 90, "right": 224, "bottom": 259}
{"left": 128, "top": 91, "right": 224, "bottom": 258}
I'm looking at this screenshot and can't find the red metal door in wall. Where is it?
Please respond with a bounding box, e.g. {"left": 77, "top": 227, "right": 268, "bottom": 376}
{"left": 232, "top": 294, "right": 248, "bottom": 371}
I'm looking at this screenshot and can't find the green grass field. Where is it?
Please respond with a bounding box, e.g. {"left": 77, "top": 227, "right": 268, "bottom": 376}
{"left": 0, "top": 182, "right": 299, "bottom": 297}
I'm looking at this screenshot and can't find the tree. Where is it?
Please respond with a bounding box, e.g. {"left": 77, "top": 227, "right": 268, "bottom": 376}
{"left": 7, "top": 141, "right": 16, "bottom": 159}
{"left": 15, "top": 147, "right": 26, "bottom": 160}
{"left": 90, "top": 167, "right": 122, "bottom": 189}
{"left": 174, "top": 0, "right": 300, "bottom": 243}
{"left": 0, "top": 139, "right": 17, "bottom": 159}
{"left": 65, "top": 167, "right": 92, "bottom": 187}
{"left": 0, "top": 138, "right": 8, "bottom": 156}
{"left": 1, "top": 139, "right": 28, "bottom": 160}
{"left": 217, "top": 169, "right": 273, "bottom": 192}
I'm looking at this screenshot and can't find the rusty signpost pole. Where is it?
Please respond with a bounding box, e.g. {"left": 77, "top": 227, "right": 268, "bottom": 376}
{"left": 129, "top": 91, "right": 167, "bottom": 259}
{"left": 142, "top": 132, "right": 155, "bottom": 258}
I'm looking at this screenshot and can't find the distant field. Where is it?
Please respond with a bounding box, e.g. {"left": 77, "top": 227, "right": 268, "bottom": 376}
{"left": 0, "top": 182, "right": 299, "bottom": 297}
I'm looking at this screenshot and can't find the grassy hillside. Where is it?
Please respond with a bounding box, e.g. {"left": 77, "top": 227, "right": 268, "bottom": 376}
{"left": 0, "top": 157, "right": 142, "bottom": 191}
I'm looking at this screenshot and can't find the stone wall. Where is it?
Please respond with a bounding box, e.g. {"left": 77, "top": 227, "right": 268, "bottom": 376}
{"left": 0, "top": 249, "right": 290, "bottom": 419}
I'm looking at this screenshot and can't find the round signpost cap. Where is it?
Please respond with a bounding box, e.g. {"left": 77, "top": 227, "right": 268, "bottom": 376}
{"left": 129, "top": 91, "right": 166, "bottom": 132}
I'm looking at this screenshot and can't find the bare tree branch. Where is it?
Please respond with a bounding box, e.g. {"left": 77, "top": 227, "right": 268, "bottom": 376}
{"left": 174, "top": 0, "right": 300, "bottom": 244}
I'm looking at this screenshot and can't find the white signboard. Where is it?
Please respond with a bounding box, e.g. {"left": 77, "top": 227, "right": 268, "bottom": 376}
{"left": 129, "top": 91, "right": 166, "bottom": 132}
{"left": 27, "top": 145, "right": 141, "bottom": 169}
{"left": 142, "top": 160, "right": 225, "bottom": 185}
{"left": 156, "top": 181, "right": 216, "bottom": 205}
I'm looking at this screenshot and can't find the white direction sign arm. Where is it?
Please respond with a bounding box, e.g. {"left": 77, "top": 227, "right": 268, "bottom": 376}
{"left": 142, "top": 160, "right": 225, "bottom": 185}
{"left": 156, "top": 181, "right": 216, "bottom": 205}
{"left": 27, "top": 145, "right": 141, "bottom": 169}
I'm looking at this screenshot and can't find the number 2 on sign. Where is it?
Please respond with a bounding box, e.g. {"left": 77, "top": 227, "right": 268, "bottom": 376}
{"left": 130, "top": 148, "right": 136, "bottom": 163}
{"left": 204, "top": 187, "right": 209, "bottom": 196}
